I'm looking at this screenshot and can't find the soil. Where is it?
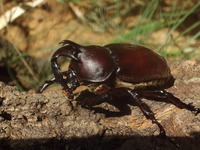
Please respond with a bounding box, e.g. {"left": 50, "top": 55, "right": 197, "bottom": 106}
{"left": 0, "top": 1, "right": 115, "bottom": 56}
{"left": 1, "top": 0, "right": 199, "bottom": 58}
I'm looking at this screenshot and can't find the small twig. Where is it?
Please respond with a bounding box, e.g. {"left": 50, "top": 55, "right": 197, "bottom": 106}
{"left": 12, "top": 44, "right": 39, "bottom": 83}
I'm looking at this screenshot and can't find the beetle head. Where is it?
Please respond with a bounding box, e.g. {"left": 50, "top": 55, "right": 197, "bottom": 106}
{"left": 50, "top": 40, "right": 116, "bottom": 98}
{"left": 51, "top": 40, "right": 83, "bottom": 99}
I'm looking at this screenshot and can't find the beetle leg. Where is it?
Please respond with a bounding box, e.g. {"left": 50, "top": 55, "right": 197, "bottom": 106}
{"left": 37, "top": 70, "right": 70, "bottom": 94}
{"left": 76, "top": 90, "right": 107, "bottom": 108}
{"left": 37, "top": 77, "right": 56, "bottom": 93}
{"left": 139, "top": 90, "right": 200, "bottom": 115}
{"left": 127, "top": 89, "right": 166, "bottom": 137}
{"left": 77, "top": 90, "right": 132, "bottom": 117}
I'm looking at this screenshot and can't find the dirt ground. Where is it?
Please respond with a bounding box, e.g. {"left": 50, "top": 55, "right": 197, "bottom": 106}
{"left": 1, "top": 0, "right": 199, "bottom": 57}
{"left": 0, "top": 1, "right": 115, "bottom": 57}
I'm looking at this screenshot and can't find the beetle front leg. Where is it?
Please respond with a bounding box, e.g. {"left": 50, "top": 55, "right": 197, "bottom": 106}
{"left": 37, "top": 71, "right": 74, "bottom": 94}
{"left": 37, "top": 77, "right": 56, "bottom": 93}
{"left": 127, "top": 89, "right": 166, "bottom": 137}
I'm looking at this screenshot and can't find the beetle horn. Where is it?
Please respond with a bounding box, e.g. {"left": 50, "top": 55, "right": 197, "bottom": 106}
{"left": 52, "top": 45, "right": 79, "bottom": 61}
{"left": 59, "top": 40, "right": 83, "bottom": 50}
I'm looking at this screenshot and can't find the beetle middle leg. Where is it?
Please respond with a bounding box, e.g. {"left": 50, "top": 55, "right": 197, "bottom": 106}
{"left": 139, "top": 89, "right": 200, "bottom": 115}
{"left": 76, "top": 90, "right": 132, "bottom": 117}
{"left": 77, "top": 88, "right": 166, "bottom": 135}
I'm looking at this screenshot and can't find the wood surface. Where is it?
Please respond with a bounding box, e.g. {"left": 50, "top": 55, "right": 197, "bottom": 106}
{"left": 0, "top": 58, "right": 200, "bottom": 150}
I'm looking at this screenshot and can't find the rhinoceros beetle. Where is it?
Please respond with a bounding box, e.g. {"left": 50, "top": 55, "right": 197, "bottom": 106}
{"left": 38, "top": 40, "right": 200, "bottom": 137}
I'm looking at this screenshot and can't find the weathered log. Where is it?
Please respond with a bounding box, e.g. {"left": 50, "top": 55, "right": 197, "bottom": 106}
{"left": 0, "top": 58, "right": 200, "bottom": 150}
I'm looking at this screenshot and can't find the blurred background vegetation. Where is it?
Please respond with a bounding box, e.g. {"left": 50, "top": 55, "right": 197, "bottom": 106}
{"left": 0, "top": 0, "right": 199, "bottom": 91}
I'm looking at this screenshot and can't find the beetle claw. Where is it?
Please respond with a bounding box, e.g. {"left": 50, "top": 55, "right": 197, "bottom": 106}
{"left": 195, "top": 108, "right": 200, "bottom": 115}
{"left": 187, "top": 103, "right": 200, "bottom": 115}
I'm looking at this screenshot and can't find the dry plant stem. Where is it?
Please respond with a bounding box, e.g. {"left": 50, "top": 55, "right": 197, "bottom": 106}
{"left": 68, "top": 2, "right": 86, "bottom": 22}
{"left": 12, "top": 44, "right": 38, "bottom": 83}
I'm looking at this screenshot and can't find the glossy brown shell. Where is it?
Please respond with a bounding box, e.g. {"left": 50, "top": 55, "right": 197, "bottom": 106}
{"left": 69, "top": 45, "right": 115, "bottom": 82}
{"left": 105, "top": 44, "right": 174, "bottom": 87}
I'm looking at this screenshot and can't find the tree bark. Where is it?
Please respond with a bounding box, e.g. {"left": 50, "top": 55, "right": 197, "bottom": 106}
{"left": 0, "top": 58, "right": 200, "bottom": 150}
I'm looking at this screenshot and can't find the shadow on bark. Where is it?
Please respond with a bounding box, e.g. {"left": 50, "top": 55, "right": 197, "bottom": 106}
{"left": 0, "top": 132, "right": 199, "bottom": 150}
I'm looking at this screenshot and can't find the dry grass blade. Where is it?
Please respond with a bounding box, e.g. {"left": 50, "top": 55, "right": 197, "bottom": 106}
{"left": 68, "top": 2, "right": 86, "bottom": 22}
{"left": 0, "top": 0, "right": 44, "bottom": 30}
